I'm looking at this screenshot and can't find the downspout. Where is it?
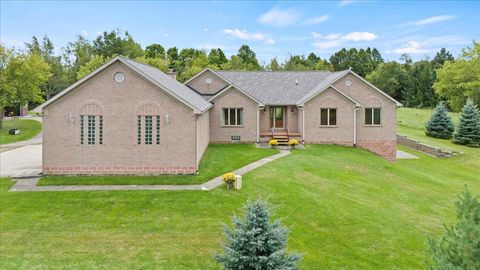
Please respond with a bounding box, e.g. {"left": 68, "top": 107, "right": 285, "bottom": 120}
{"left": 353, "top": 107, "right": 360, "bottom": 147}
{"left": 299, "top": 106, "right": 305, "bottom": 144}
{"left": 256, "top": 107, "right": 261, "bottom": 143}
{"left": 195, "top": 114, "right": 200, "bottom": 174}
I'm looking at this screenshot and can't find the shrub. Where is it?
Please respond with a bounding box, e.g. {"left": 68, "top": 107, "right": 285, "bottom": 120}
{"left": 288, "top": 139, "right": 299, "bottom": 146}
{"left": 427, "top": 187, "right": 480, "bottom": 270}
{"left": 221, "top": 173, "right": 236, "bottom": 184}
{"left": 269, "top": 139, "right": 279, "bottom": 146}
{"left": 425, "top": 102, "right": 455, "bottom": 139}
{"left": 216, "top": 199, "right": 301, "bottom": 270}
{"left": 452, "top": 99, "right": 480, "bottom": 147}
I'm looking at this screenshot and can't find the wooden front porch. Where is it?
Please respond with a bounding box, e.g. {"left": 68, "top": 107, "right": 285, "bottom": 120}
{"left": 260, "top": 130, "right": 302, "bottom": 145}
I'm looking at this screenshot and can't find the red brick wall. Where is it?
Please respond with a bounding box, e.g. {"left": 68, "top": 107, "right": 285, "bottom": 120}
{"left": 43, "top": 166, "right": 197, "bottom": 175}
{"left": 357, "top": 140, "right": 397, "bottom": 161}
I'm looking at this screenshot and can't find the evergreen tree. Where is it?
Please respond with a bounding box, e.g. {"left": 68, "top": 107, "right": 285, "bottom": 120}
{"left": 452, "top": 99, "right": 480, "bottom": 147}
{"left": 427, "top": 187, "right": 480, "bottom": 270}
{"left": 425, "top": 102, "right": 455, "bottom": 139}
{"left": 216, "top": 199, "right": 301, "bottom": 270}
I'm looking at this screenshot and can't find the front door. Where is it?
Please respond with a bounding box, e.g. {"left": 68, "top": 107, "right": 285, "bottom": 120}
{"left": 270, "top": 106, "right": 284, "bottom": 129}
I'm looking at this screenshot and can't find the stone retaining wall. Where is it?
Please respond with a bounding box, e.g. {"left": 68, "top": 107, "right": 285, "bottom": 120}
{"left": 397, "top": 135, "right": 453, "bottom": 158}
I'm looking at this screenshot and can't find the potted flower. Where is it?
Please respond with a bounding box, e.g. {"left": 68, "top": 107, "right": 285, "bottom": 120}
{"left": 288, "top": 139, "right": 299, "bottom": 149}
{"left": 268, "top": 139, "right": 279, "bottom": 148}
{"left": 222, "top": 172, "right": 236, "bottom": 188}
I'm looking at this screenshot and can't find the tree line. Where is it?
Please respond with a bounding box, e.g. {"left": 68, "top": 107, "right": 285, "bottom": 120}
{"left": 1, "top": 29, "right": 479, "bottom": 121}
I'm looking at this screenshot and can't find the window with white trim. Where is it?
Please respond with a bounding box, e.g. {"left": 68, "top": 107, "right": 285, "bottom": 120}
{"left": 320, "top": 108, "right": 337, "bottom": 126}
{"left": 137, "top": 115, "right": 160, "bottom": 145}
{"left": 365, "top": 108, "right": 381, "bottom": 125}
{"left": 222, "top": 108, "right": 243, "bottom": 126}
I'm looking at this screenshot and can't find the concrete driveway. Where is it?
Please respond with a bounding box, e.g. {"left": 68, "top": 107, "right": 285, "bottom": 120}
{"left": 0, "top": 144, "right": 42, "bottom": 178}
{"left": 1, "top": 116, "right": 43, "bottom": 178}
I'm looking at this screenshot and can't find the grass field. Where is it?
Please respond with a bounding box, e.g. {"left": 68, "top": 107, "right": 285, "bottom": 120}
{"left": 1, "top": 108, "right": 479, "bottom": 269}
{"left": 39, "top": 144, "right": 278, "bottom": 185}
{"left": 0, "top": 119, "right": 42, "bottom": 145}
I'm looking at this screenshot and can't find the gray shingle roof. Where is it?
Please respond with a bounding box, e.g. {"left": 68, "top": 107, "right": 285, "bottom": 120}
{"left": 215, "top": 71, "right": 343, "bottom": 105}
{"left": 122, "top": 57, "right": 212, "bottom": 112}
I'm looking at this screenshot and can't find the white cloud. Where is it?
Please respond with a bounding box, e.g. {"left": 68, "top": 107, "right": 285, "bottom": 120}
{"left": 258, "top": 8, "right": 301, "bottom": 27}
{"left": 343, "top": 31, "right": 377, "bottom": 41}
{"left": 203, "top": 28, "right": 208, "bottom": 32}
{"left": 392, "top": 41, "right": 429, "bottom": 54}
{"left": 325, "top": 33, "right": 342, "bottom": 40}
{"left": 265, "top": 38, "right": 275, "bottom": 45}
{"left": 416, "top": 15, "right": 456, "bottom": 25}
{"left": 81, "top": 30, "right": 88, "bottom": 37}
{"left": 402, "top": 15, "right": 456, "bottom": 27}
{"left": 303, "top": 15, "right": 329, "bottom": 25}
{"left": 224, "top": 29, "right": 265, "bottom": 40}
{"left": 224, "top": 29, "right": 275, "bottom": 45}
{"left": 338, "top": 0, "right": 356, "bottom": 7}
{"left": 311, "top": 31, "right": 377, "bottom": 49}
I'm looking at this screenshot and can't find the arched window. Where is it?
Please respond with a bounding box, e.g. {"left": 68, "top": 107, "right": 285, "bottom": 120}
{"left": 79, "top": 101, "right": 104, "bottom": 145}
{"left": 135, "top": 102, "right": 161, "bottom": 145}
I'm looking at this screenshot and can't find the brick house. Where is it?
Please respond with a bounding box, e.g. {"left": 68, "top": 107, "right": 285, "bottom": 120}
{"left": 35, "top": 56, "right": 402, "bottom": 175}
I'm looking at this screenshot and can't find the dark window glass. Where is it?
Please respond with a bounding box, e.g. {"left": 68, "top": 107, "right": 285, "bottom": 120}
{"left": 237, "top": 109, "right": 243, "bottom": 125}
{"left": 365, "top": 108, "right": 373, "bottom": 125}
{"left": 329, "top": 109, "right": 337, "bottom": 126}
{"left": 229, "top": 108, "right": 236, "bottom": 125}
{"left": 223, "top": 108, "right": 229, "bottom": 125}
{"left": 374, "top": 108, "right": 381, "bottom": 125}
{"left": 320, "top": 109, "right": 328, "bottom": 125}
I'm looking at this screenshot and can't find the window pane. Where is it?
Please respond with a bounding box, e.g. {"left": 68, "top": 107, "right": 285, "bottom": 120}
{"left": 156, "top": 115, "right": 160, "bottom": 144}
{"left": 80, "top": 115, "right": 84, "bottom": 145}
{"left": 223, "top": 109, "right": 228, "bottom": 125}
{"left": 237, "top": 109, "right": 243, "bottom": 125}
{"left": 88, "top": 115, "right": 95, "bottom": 145}
{"left": 374, "top": 108, "right": 381, "bottom": 125}
{"left": 320, "top": 109, "right": 328, "bottom": 125}
{"left": 230, "top": 108, "right": 236, "bottom": 125}
{"left": 329, "top": 109, "right": 337, "bottom": 126}
{"left": 99, "top": 115, "right": 103, "bottom": 145}
{"left": 137, "top": 116, "right": 142, "bottom": 144}
{"left": 145, "top": 115, "right": 152, "bottom": 145}
{"left": 365, "top": 108, "right": 373, "bottom": 125}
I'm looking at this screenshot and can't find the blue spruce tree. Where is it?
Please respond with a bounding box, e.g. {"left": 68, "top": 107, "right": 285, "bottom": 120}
{"left": 216, "top": 199, "right": 301, "bottom": 270}
{"left": 452, "top": 99, "right": 480, "bottom": 147}
{"left": 425, "top": 102, "right": 455, "bottom": 139}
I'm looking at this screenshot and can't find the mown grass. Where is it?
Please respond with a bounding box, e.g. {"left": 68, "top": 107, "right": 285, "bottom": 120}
{"left": 39, "top": 144, "right": 278, "bottom": 185}
{"left": 1, "top": 108, "right": 479, "bottom": 269}
{"left": 0, "top": 119, "right": 42, "bottom": 145}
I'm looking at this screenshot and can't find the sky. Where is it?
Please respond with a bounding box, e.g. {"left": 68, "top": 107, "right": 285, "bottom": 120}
{"left": 1, "top": 0, "right": 479, "bottom": 64}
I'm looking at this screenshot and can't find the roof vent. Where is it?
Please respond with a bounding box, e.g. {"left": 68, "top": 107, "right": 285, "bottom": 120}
{"left": 295, "top": 79, "right": 299, "bottom": 85}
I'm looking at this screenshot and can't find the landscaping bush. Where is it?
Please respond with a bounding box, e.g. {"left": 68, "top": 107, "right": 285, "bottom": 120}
{"left": 269, "top": 139, "right": 279, "bottom": 146}
{"left": 221, "top": 173, "right": 236, "bottom": 186}
{"left": 216, "top": 199, "right": 301, "bottom": 270}
{"left": 425, "top": 102, "right": 455, "bottom": 139}
{"left": 452, "top": 99, "right": 480, "bottom": 147}
{"left": 427, "top": 187, "right": 480, "bottom": 270}
{"left": 288, "top": 139, "right": 299, "bottom": 146}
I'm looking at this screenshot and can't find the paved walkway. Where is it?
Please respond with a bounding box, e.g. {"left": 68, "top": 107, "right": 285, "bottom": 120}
{"left": 396, "top": 149, "right": 419, "bottom": 159}
{"left": 9, "top": 150, "right": 291, "bottom": 192}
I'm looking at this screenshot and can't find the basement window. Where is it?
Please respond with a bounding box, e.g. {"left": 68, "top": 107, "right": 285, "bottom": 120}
{"left": 231, "top": 135, "right": 241, "bottom": 141}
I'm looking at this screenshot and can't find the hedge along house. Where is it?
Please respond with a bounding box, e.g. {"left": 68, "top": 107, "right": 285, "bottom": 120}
{"left": 35, "top": 56, "right": 401, "bottom": 175}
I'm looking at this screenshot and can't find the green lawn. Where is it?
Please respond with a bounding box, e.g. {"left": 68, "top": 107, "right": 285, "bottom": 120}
{"left": 0, "top": 119, "right": 42, "bottom": 145}
{"left": 39, "top": 144, "right": 278, "bottom": 185}
{"left": 1, "top": 108, "right": 479, "bottom": 269}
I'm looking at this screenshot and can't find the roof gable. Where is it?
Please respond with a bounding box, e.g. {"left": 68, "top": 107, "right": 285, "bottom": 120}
{"left": 34, "top": 56, "right": 212, "bottom": 113}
